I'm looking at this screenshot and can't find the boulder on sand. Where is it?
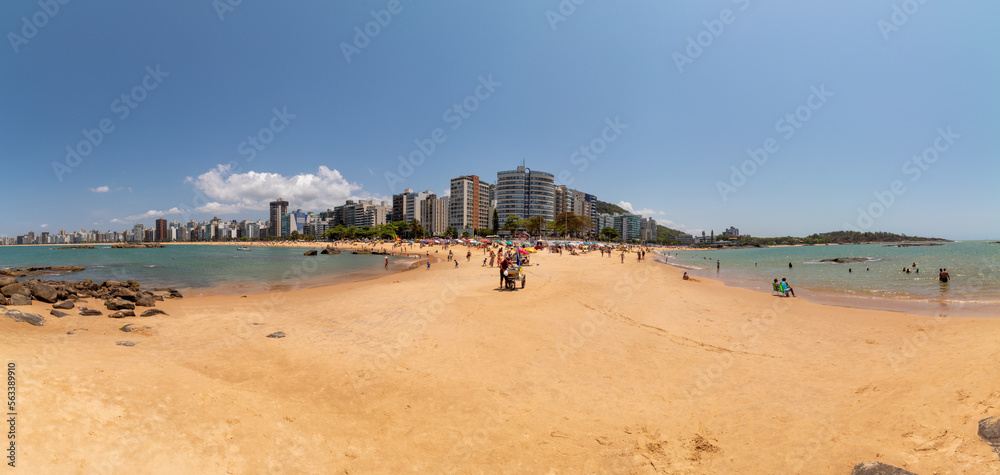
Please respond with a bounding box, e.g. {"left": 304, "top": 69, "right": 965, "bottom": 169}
{"left": 9, "top": 294, "right": 31, "bottom": 306}
{"left": 850, "top": 461, "right": 917, "bottom": 475}
{"left": 50, "top": 310, "right": 69, "bottom": 318}
{"left": 28, "top": 282, "right": 58, "bottom": 303}
{"left": 53, "top": 300, "right": 75, "bottom": 309}
{"left": 140, "top": 309, "right": 168, "bottom": 317}
{"left": 105, "top": 298, "right": 136, "bottom": 311}
{"left": 109, "top": 310, "right": 136, "bottom": 318}
{"left": 135, "top": 295, "right": 156, "bottom": 307}
{"left": 1, "top": 308, "right": 45, "bottom": 326}
{"left": 79, "top": 308, "right": 103, "bottom": 316}
{"left": 0, "top": 276, "right": 18, "bottom": 287}
{"left": 1, "top": 283, "right": 28, "bottom": 298}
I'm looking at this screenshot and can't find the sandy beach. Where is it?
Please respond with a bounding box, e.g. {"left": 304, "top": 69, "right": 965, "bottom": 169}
{"left": 3, "top": 244, "right": 999, "bottom": 473}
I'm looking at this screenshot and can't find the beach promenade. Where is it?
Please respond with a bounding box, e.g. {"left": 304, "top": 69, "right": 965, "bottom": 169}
{"left": 3, "top": 243, "right": 999, "bottom": 473}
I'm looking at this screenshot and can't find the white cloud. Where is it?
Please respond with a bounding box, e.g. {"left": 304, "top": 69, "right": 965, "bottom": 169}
{"left": 124, "top": 207, "right": 186, "bottom": 221}
{"left": 617, "top": 200, "right": 666, "bottom": 217}
{"left": 186, "top": 164, "right": 386, "bottom": 214}
{"left": 110, "top": 218, "right": 124, "bottom": 224}
{"left": 40, "top": 224, "right": 49, "bottom": 228}
{"left": 89, "top": 185, "right": 110, "bottom": 193}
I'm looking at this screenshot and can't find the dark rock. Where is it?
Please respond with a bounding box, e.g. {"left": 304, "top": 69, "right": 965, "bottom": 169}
{"left": 0, "top": 276, "right": 17, "bottom": 287}
{"left": 135, "top": 295, "right": 156, "bottom": 307}
{"left": 152, "top": 294, "right": 164, "bottom": 301}
{"left": 1, "top": 283, "right": 28, "bottom": 298}
{"left": 113, "top": 287, "right": 138, "bottom": 302}
{"left": 0, "top": 295, "right": 7, "bottom": 306}
{"left": 979, "top": 416, "right": 1000, "bottom": 458}
{"left": 9, "top": 294, "right": 31, "bottom": 306}
{"left": 304, "top": 250, "right": 318, "bottom": 256}
{"left": 119, "top": 324, "right": 151, "bottom": 333}
{"left": 0, "top": 266, "right": 85, "bottom": 277}
{"left": 79, "top": 308, "right": 103, "bottom": 316}
{"left": 140, "top": 309, "right": 167, "bottom": 317}
{"left": 56, "top": 287, "right": 70, "bottom": 300}
{"left": 266, "top": 332, "right": 286, "bottom": 338}
{"left": 66, "top": 328, "right": 87, "bottom": 335}
{"left": 125, "top": 280, "right": 140, "bottom": 289}
{"left": 53, "top": 300, "right": 75, "bottom": 309}
{"left": 29, "top": 283, "right": 58, "bottom": 303}
{"left": 819, "top": 257, "right": 872, "bottom": 263}
{"left": 2, "top": 308, "right": 45, "bottom": 326}
{"left": 58, "top": 245, "right": 94, "bottom": 249}
{"left": 105, "top": 298, "right": 135, "bottom": 311}
{"left": 102, "top": 280, "right": 123, "bottom": 288}
{"left": 109, "top": 310, "right": 136, "bottom": 318}
{"left": 167, "top": 290, "right": 183, "bottom": 299}
{"left": 850, "top": 461, "right": 918, "bottom": 475}
{"left": 115, "top": 341, "right": 138, "bottom": 346}
{"left": 50, "top": 310, "right": 69, "bottom": 318}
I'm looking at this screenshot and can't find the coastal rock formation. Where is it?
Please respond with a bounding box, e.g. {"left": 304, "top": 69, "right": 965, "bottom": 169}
{"left": 109, "top": 310, "right": 136, "bottom": 318}
{"left": 979, "top": 416, "right": 1000, "bottom": 458}
{"left": 79, "top": 308, "right": 103, "bottom": 316}
{"left": 304, "top": 250, "right": 318, "bottom": 256}
{"left": 0, "top": 276, "right": 17, "bottom": 287}
{"left": 819, "top": 257, "right": 872, "bottom": 263}
{"left": 140, "top": 309, "right": 167, "bottom": 317}
{"left": 113, "top": 287, "right": 138, "bottom": 301}
{"left": 53, "top": 300, "right": 75, "bottom": 309}
{"left": 320, "top": 248, "right": 341, "bottom": 255}
{"left": 0, "top": 266, "right": 86, "bottom": 277}
{"left": 58, "top": 245, "right": 95, "bottom": 249}
{"left": 28, "top": 282, "right": 58, "bottom": 303}
{"left": 50, "top": 310, "right": 69, "bottom": 318}
{"left": 850, "top": 462, "right": 917, "bottom": 475}
{"left": 111, "top": 243, "right": 164, "bottom": 248}
{"left": 106, "top": 298, "right": 136, "bottom": 311}
{"left": 167, "top": 289, "right": 183, "bottom": 299}
{"left": 136, "top": 295, "right": 156, "bottom": 307}
{"left": 266, "top": 331, "right": 286, "bottom": 338}
{"left": 1, "top": 307, "right": 45, "bottom": 326}
{"left": 0, "top": 295, "right": 7, "bottom": 306}
{"left": 9, "top": 294, "right": 31, "bottom": 306}
{"left": 1, "top": 283, "right": 28, "bottom": 298}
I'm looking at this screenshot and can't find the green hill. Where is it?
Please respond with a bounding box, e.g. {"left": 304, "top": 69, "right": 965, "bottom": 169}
{"left": 594, "top": 200, "right": 628, "bottom": 215}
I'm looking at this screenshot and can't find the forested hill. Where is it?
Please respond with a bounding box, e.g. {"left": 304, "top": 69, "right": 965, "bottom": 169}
{"left": 805, "top": 231, "right": 951, "bottom": 244}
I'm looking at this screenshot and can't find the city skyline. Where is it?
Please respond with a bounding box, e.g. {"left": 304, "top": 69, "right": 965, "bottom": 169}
{"left": 3, "top": 2, "right": 998, "bottom": 240}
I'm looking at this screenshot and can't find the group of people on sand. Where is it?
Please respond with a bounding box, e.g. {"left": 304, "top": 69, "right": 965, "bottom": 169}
{"left": 772, "top": 277, "right": 796, "bottom": 297}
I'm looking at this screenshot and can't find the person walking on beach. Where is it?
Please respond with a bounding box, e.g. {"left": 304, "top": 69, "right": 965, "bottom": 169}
{"left": 716, "top": 259, "right": 720, "bottom": 271}
{"left": 385, "top": 255, "right": 389, "bottom": 270}
{"left": 620, "top": 252, "right": 625, "bottom": 264}
{"left": 467, "top": 250, "right": 471, "bottom": 262}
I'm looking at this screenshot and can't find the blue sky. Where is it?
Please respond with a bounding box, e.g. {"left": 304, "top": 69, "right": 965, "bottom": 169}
{"left": 2, "top": 0, "right": 997, "bottom": 239}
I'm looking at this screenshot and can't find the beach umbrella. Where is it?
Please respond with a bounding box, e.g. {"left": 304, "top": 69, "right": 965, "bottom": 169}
{"left": 518, "top": 248, "right": 528, "bottom": 254}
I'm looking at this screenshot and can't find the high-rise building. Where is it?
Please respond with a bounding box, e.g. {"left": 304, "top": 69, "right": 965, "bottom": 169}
{"left": 421, "top": 194, "right": 450, "bottom": 237}
{"left": 496, "top": 165, "right": 556, "bottom": 223}
{"left": 640, "top": 217, "right": 658, "bottom": 242}
{"left": 155, "top": 218, "right": 168, "bottom": 242}
{"left": 268, "top": 198, "right": 289, "bottom": 238}
{"left": 449, "top": 175, "right": 491, "bottom": 234}
{"left": 333, "top": 200, "right": 391, "bottom": 228}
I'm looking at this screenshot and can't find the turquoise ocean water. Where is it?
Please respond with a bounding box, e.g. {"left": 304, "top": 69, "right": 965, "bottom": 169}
{"left": 0, "top": 245, "right": 408, "bottom": 296}
{"left": 660, "top": 241, "right": 1000, "bottom": 317}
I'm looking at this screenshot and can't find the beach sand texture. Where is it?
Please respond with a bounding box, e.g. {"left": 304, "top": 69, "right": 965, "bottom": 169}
{"left": 3, "top": 244, "right": 999, "bottom": 473}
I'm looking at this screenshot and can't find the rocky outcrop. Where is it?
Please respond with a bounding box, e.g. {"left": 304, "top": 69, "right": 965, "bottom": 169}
{"left": 266, "top": 332, "right": 286, "bottom": 338}
{"left": 79, "top": 308, "right": 103, "bottom": 316}
{"left": 850, "top": 461, "right": 917, "bottom": 475}
{"left": 0, "top": 266, "right": 86, "bottom": 277}
{"left": 50, "top": 310, "right": 69, "bottom": 318}
{"left": 105, "top": 298, "right": 136, "bottom": 311}
{"left": 304, "top": 250, "right": 318, "bottom": 256}
{"left": 28, "top": 282, "right": 58, "bottom": 303}
{"left": 53, "top": 300, "right": 74, "bottom": 309}
{"left": 109, "top": 310, "right": 136, "bottom": 318}
{"left": 1, "top": 308, "right": 45, "bottom": 326}
{"left": 0, "top": 276, "right": 17, "bottom": 287}
{"left": 58, "top": 245, "right": 95, "bottom": 249}
{"left": 119, "top": 324, "right": 152, "bottom": 335}
{"left": 1, "top": 283, "right": 28, "bottom": 298}
{"left": 819, "top": 257, "right": 872, "bottom": 263}
{"left": 0, "top": 295, "right": 8, "bottom": 306}
{"left": 140, "top": 309, "right": 167, "bottom": 317}
{"left": 9, "top": 294, "right": 31, "bottom": 306}
{"left": 320, "top": 248, "right": 341, "bottom": 255}
{"left": 135, "top": 295, "right": 156, "bottom": 307}
{"left": 111, "top": 243, "right": 164, "bottom": 248}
